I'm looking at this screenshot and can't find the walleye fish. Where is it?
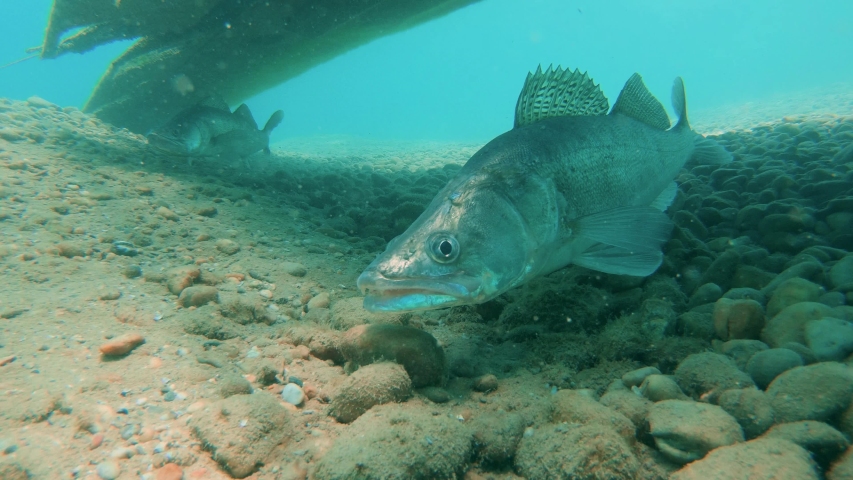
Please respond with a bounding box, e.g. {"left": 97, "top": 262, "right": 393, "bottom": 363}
{"left": 147, "top": 97, "right": 284, "bottom": 160}
{"left": 358, "top": 66, "right": 731, "bottom": 312}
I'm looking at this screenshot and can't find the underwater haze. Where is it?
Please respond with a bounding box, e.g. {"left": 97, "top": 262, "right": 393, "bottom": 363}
{"left": 2, "top": 0, "right": 852, "bottom": 141}
{"left": 2, "top": 1, "right": 853, "bottom": 479}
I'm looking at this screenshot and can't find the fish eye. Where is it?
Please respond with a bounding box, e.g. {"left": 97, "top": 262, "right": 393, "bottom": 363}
{"left": 427, "top": 233, "right": 459, "bottom": 263}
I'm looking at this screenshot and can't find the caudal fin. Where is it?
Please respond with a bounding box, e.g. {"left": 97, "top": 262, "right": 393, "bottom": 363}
{"left": 264, "top": 110, "right": 284, "bottom": 134}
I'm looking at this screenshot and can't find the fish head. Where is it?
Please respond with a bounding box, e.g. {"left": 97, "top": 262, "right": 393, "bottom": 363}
{"left": 358, "top": 176, "right": 538, "bottom": 312}
{"left": 146, "top": 120, "right": 204, "bottom": 156}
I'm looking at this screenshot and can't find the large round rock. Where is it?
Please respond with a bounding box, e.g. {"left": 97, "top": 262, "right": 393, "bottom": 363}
{"left": 767, "top": 362, "right": 853, "bottom": 423}
{"left": 647, "top": 399, "right": 744, "bottom": 464}
{"left": 674, "top": 352, "right": 755, "bottom": 400}
{"left": 341, "top": 324, "right": 447, "bottom": 387}
{"left": 328, "top": 362, "right": 412, "bottom": 423}
{"left": 746, "top": 348, "right": 804, "bottom": 389}
{"left": 313, "top": 402, "right": 472, "bottom": 479}
{"left": 669, "top": 438, "right": 819, "bottom": 480}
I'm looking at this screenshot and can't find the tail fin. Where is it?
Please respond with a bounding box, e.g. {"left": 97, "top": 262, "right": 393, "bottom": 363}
{"left": 263, "top": 110, "right": 284, "bottom": 134}
{"left": 671, "top": 77, "right": 689, "bottom": 130}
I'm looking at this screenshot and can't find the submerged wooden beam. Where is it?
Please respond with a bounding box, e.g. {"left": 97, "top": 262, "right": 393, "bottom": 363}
{"left": 41, "top": 0, "right": 478, "bottom": 133}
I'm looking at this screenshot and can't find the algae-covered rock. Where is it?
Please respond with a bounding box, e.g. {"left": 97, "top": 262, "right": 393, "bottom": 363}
{"left": 515, "top": 423, "right": 640, "bottom": 479}
{"left": 718, "top": 388, "right": 775, "bottom": 439}
{"left": 713, "top": 298, "right": 765, "bottom": 340}
{"left": 767, "top": 278, "right": 824, "bottom": 318}
{"left": 313, "top": 402, "right": 472, "bottom": 479}
{"left": 761, "top": 302, "right": 837, "bottom": 347}
{"left": 805, "top": 317, "right": 853, "bottom": 361}
{"left": 550, "top": 390, "right": 635, "bottom": 442}
{"left": 674, "top": 352, "right": 755, "bottom": 400}
{"left": 647, "top": 399, "right": 744, "bottom": 464}
{"left": 329, "top": 362, "right": 412, "bottom": 423}
{"left": 341, "top": 324, "right": 447, "bottom": 387}
{"left": 761, "top": 420, "right": 849, "bottom": 468}
{"left": 669, "top": 438, "right": 818, "bottom": 480}
{"left": 189, "top": 393, "right": 291, "bottom": 478}
{"left": 746, "top": 348, "right": 804, "bottom": 389}
{"left": 767, "top": 362, "right": 853, "bottom": 423}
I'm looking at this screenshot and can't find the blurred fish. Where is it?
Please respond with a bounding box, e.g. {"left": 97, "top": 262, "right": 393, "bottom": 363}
{"left": 147, "top": 97, "right": 284, "bottom": 161}
{"left": 358, "top": 65, "right": 732, "bottom": 312}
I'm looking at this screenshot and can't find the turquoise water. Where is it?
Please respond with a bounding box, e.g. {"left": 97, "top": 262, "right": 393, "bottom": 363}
{"left": 2, "top": 0, "right": 852, "bottom": 141}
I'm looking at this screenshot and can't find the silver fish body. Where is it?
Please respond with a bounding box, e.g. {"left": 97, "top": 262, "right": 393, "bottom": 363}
{"left": 358, "top": 66, "right": 731, "bottom": 312}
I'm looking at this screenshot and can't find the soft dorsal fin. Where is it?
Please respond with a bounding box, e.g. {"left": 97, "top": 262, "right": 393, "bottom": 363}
{"left": 514, "top": 65, "right": 609, "bottom": 128}
{"left": 233, "top": 104, "right": 258, "bottom": 129}
{"left": 609, "top": 73, "right": 670, "bottom": 130}
{"left": 198, "top": 96, "right": 230, "bottom": 111}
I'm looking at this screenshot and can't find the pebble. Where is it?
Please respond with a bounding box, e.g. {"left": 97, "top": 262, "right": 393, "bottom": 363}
{"left": 155, "top": 463, "right": 183, "bottom": 480}
{"left": 215, "top": 239, "right": 241, "bottom": 255}
{"left": 746, "top": 348, "right": 804, "bottom": 389}
{"left": 281, "top": 383, "right": 305, "bottom": 406}
{"left": 96, "top": 460, "right": 121, "bottom": 480}
{"left": 473, "top": 374, "right": 499, "bottom": 392}
{"left": 99, "top": 333, "right": 145, "bottom": 356}
{"left": 178, "top": 285, "right": 219, "bottom": 307}
{"left": 805, "top": 317, "right": 853, "bottom": 361}
{"left": 307, "top": 292, "right": 331, "bottom": 310}
{"left": 621, "top": 366, "right": 662, "bottom": 388}
{"left": 282, "top": 261, "right": 307, "bottom": 277}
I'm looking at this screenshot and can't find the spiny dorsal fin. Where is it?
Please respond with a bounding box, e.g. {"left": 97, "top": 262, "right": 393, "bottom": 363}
{"left": 198, "top": 96, "right": 230, "bottom": 111}
{"left": 610, "top": 73, "right": 670, "bottom": 130}
{"left": 514, "top": 65, "right": 609, "bottom": 128}
{"left": 233, "top": 104, "right": 258, "bottom": 129}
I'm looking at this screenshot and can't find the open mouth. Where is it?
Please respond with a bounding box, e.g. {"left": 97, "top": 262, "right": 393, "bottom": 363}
{"left": 357, "top": 271, "right": 474, "bottom": 312}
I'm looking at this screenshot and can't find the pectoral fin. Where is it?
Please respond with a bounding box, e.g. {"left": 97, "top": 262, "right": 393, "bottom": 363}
{"left": 573, "top": 206, "right": 673, "bottom": 252}
{"left": 574, "top": 243, "right": 664, "bottom": 276}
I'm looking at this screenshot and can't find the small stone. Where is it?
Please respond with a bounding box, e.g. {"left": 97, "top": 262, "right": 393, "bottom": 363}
{"left": 282, "top": 262, "right": 307, "bottom": 277}
{"left": 57, "top": 241, "right": 87, "bottom": 258}
{"left": 689, "top": 283, "right": 723, "bottom": 309}
{"left": 178, "top": 286, "right": 219, "bottom": 308}
{"left": 99, "top": 290, "right": 121, "bottom": 301}
{"left": 197, "top": 206, "right": 218, "bottom": 217}
{"left": 166, "top": 266, "right": 200, "bottom": 295}
{"left": 306, "top": 292, "right": 330, "bottom": 310}
{"left": 99, "top": 333, "right": 145, "bottom": 356}
{"left": 157, "top": 206, "right": 180, "bottom": 221}
{"left": 621, "top": 366, "right": 662, "bottom": 388}
{"left": 747, "top": 348, "right": 804, "bottom": 389}
{"left": 804, "top": 317, "right": 853, "bottom": 361}
{"left": 215, "top": 239, "right": 241, "bottom": 255}
{"left": 473, "top": 374, "right": 498, "bottom": 392}
{"left": 329, "top": 362, "right": 412, "bottom": 423}
{"left": 96, "top": 460, "right": 121, "bottom": 480}
{"left": 122, "top": 265, "right": 142, "bottom": 278}
{"left": 420, "top": 386, "right": 450, "bottom": 403}
{"left": 281, "top": 383, "right": 305, "bottom": 406}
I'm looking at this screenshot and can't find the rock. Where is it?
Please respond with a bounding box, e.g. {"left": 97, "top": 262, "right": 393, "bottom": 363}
{"left": 329, "top": 362, "right": 412, "bottom": 423}
{"left": 99, "top": 290, "right": 121, "bottom": 301}
{"left": 600, "top": 388, "right": 652, "bottom": 427}
{"left": 178, "top": 285, "right": 219, "bottom": 307}
{"left": 830, "top": 255, "right": 853, "bottom": 288}
{"left": 189, "top": 393, "right": 290, "bottom": 478}
{"left": 647, "top": 399, "right": 744, "bottom": 464}
{"left": 341, "top": 324, "right": 447, "bottom": 387}
{"left": 767, "top": 362, "right": 853, "bottom": 423}
{"left": 155, "top": 463, "right": 183, "bottom": 480}
{"left": 282, "top": 262, "right": 307, "bottom": 277}
{"left": 762, "top": 421, "right": 849, "bottom": 468}
{"left": 551, "top": 390, "right": 635, "bottom": 442}
{"left": 166, "top": 266, "right": 200, "bottom": 295}
{"left": 761, "top": 262, "right": 825, "bottom": 296}
{"left": 719, "top": 339, "right": 769, "bottom": 371}
{"left": 821, "top": 291, "right": 848, "bottom": 307}
{"left": 829, "top": 446, "right": 853, "bottom": 480}
{"left": 805, "top": 317, "right": 853, "bottom": 361}
{"left": 698, "top": 250, "right": 741, "bottom": 292}
{"left": 723, "top": 287, "right": 767, "bottom": 304}
{"left": 713, "top": 298, "right": 765, "bottom": 340}
{"left": 677, "top": 310, "right": 716, "bottom": 339}
{"left": 515, "top": 424, "right": 639, "bottom": 479}
{"left": 761, "top": 302, "right": 838, "bottom": 347}
{"left": 688, "top": 283, "right": 723, "bottom": 309}
{"left": 0, "top": 462, "right": 29, "bottom": 480}
{"left": 638, "top": 374, "right": 688, "bottom": 402}
{"left": 674, "top": 352, "right": 755, "bottom": 400}
{"left": 469, "top": 411, "right": 527, "bottom": 468}
{"left": 746, "top": 348, "right": 804, "bottom": 389}
{"left": 56, "top": 241, "right": 87, "bottom": 258}
{"left": 280, "top": 383, "right": 305, "bottom": 406}
{"left": 669, "top": 438, "right": 819, "bottom": 480}
{"left": 99, "top": 333, "right": 145, "bottom": 356}
{"left": 718, "top": 388, "right": 775, "bottom": 439}
{"left": 157, "top": 206, "right": 180, "bottom": 221}
{"left": 767, "top": 278, "right": 825, "bottom": 318}
{"left": 96, "top": 460, "right": 121, "bottom": 480}
{"left": 313, "top": 403, "right": 472, "bottom": 479}
{"left": 215, "top": 238, "right": 241, "bottom": 255}
{"left": 419, "top": 386, "right": 450, "bottom": 404}
{"left": 473, "top": 374, "right": 498, "bottom": 392}
{"left": 621, "top": 366, "right": 661, "bottom": 388}
{"left": 219, "top": 373, "right": 252, "bottom": 398}
{"left": 306, "top": 292, "right": 331, "bottom": 310}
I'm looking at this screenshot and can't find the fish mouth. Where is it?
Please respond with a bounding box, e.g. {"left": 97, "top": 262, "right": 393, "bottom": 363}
{"left": 357, "top": 270, "right": 478, "bottom": 312}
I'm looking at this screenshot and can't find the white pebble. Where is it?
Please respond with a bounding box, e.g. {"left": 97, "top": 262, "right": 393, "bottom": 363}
{"left": 96, "top": 460, "right": 121, "bottom": 480}
{"left": 281, "top": 383, "right": 305, "bottom": 406}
